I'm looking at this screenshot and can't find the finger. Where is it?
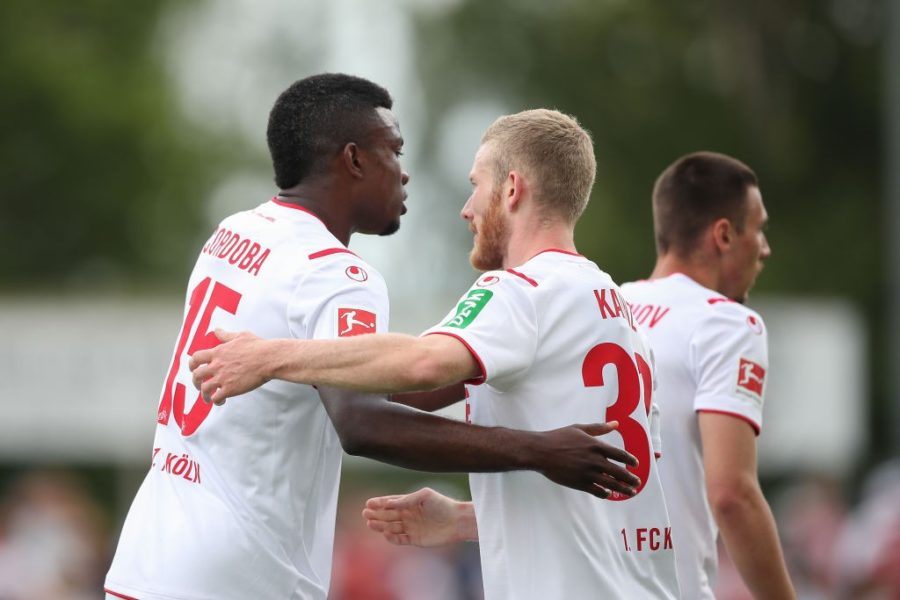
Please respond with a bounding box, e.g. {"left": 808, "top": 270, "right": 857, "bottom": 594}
{"left": 587, "top": 483, "right": 610, "bottom": 500}
{"left": 593, "top": 473, "right": 636, "bottom": 497}
{"left": 214, "top": 328, "right": 239, "bottom": 342}
{"left": 577, "top": 421, "right": 619, "bottom": 436}
{"left": 366, "top": 519, "right": 390, "bottom": 533}
{"left": 362, "top": 508, "right": 402, "bottom": 521}
{"left": 596, "top": 443, "right": 639, "bottom": 468}
{"left": 383, "top": 532, "right": 411, "bottom": 546}
{"left": 191, "top": 364, "right": 208, "bottom": 391}
{"left": 200, "top": 379, "right": 216, "bottom": 404}
{"left": 595, "top": 460, "right": 641, "bottom": 488}
{"left": 213, "top": 387, "right": 228, "bottom": 406}
{"left": 365, "top": 495, "right": 404, "bottom": 509}
{"left": 188, "top": 349, "right": 212, "bottom": 371}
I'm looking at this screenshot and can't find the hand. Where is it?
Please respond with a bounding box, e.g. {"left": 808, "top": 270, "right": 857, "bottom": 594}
{"left": 188, "top": 329, "right": 271, "bottom": 405}
{"left": 362, "top": 487, "right": 476, "bottom": 547}
{"left": 534, "top": 422, "right": 641, "bottom": 499}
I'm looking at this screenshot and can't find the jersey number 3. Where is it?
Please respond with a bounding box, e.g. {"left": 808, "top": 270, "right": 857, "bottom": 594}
{"left": 582, "top": 343, "right": 653, "bottom": 500}
{"left": 157, "top": 277, "right": 242, "bottom": 436}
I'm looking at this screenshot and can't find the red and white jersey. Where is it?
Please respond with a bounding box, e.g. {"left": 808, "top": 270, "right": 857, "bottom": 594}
{"left": 105, "top": 198, "right": 388, "bottom": 600}
{"left": 424, "top": 250, "right": 680, "bottom": 600}
{"left": 620, "top": 273, "right": 768, "bottom": 600}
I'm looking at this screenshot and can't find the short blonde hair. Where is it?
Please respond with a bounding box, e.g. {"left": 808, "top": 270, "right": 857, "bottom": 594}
{"left": 481, "top": 109, "right": 596, "bottom": 223}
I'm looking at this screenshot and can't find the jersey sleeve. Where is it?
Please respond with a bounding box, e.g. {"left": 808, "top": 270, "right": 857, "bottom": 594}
{"left": 689, "top": 306, "right": 768, "bottom": 434}
{"left": 286, "top": 256, "right": 390, "bottom": 342}
{"left": 422, "top": 272, "right": 537, "bottom": 387}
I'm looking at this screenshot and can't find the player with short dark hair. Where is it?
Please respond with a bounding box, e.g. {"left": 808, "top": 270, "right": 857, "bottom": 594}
{"left": 104, "top": 76, "right": 639, "bottom": 600}
{"left": 621, "top": 151, "right": 795, "bottom": 599}
{"left": 190, "top": 109, "right": 682, "bottom": 599}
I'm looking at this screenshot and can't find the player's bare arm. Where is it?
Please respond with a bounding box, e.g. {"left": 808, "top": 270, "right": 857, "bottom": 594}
{"left": 318, "top": 385, "right": 641, "bottom": 499}
{"left": 700, "top": 412, "right": 796, "bottom": 600}
{"left": 390, "top": 383, "right": 466, "bottom": 412}
{"left": 363, "top": 487, "right": 477, "bottom": 547}
{"left": 190, "top": 329, "right": 475, "bottom": 405}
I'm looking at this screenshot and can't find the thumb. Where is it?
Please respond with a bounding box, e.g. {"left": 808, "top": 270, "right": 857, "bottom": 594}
{"left": 214, "top": 328, "right": 239, "bottom": 343}
{"left": 576, "top": 421, "right": 619, "bottom": 437}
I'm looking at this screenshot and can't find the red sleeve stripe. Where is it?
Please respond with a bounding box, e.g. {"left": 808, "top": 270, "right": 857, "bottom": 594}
{"left": 707, "top": 297, "right": 736, "bottom": 305}
{"left": 308, "top": 247, "right": 357, "bottom": 260}
{"left": 105, "top": 589, "right": 140, "bottom": 600}
{"left": 506, "top": 268, "right": 538, "bottom": 287}
{"left": 423, "top": 331, "right": 487, "bottom": 385}
{"left": 696, "top": 409, "right": 761, "bottom": 436}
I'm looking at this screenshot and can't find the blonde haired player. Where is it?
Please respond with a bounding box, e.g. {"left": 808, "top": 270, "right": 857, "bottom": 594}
{"left": 191, "top": 109, "right": 681, "bottom": 599}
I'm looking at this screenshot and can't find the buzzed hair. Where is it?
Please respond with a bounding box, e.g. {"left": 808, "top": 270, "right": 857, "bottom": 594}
{"left": 481, "top": 109, "right": 596, "bottom": 223}
{"left": 652, "top": 151, "right": 759, "bottom": 256}
{"left": 267, "top": 73, "right": 393, "bottom": 189}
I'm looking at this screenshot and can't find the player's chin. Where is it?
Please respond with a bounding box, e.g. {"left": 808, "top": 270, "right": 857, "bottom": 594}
{"left": 378, "top": 219, "right": 401, "bottom": 237}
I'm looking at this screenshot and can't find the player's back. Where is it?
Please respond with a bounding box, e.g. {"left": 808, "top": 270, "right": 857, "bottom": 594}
{"left": 621, "top": 273, "right": 767, "bottom": 599}
{"left": 433, "top": 251, "right": 680, "bottom": 599}
{"left": 106, "top": 199, "right": 388, "bottom": 600}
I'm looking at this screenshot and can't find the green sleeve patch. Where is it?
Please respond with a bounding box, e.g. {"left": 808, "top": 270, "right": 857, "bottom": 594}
{"left": 442, "top": 289, "right": 493, "bottom": 329}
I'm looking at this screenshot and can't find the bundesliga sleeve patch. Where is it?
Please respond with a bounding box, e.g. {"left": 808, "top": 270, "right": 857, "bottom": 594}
{"left": 337, "top": 308, "right": 376, "bottom": 337}
{"left": 736, "top": 358, "right": 765, "bottom": 396}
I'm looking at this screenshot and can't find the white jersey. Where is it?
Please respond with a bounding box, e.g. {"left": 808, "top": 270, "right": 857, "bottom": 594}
{"left": 620, "top": 273, "right": 768, "bottom": 600}
{"left": 105, "top": 198, "right": 389, "bottom": 600}
{"left": 425, "top": 250, "right": 680, "bottom": 600}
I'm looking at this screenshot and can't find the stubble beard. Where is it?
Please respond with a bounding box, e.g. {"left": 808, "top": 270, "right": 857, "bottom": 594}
{"left": 469, "top": 189, "right": 508, "bottom": 272}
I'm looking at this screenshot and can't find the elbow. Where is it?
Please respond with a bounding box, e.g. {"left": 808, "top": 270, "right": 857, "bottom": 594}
{"left": 404, "top": 353, "right": 453, "bottom": 391}
{"left": 708, "top": 477, "right": 760, "bottom": 525}
{"left": 328, "top": 403, "right": 378, "bottom": 457}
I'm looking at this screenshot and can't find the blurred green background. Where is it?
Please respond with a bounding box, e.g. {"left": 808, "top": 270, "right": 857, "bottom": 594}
{"left": 0, "top": 1, "right": 896, "bottom": 598}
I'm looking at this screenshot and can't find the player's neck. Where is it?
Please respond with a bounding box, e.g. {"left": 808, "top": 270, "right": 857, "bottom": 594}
{"left": 277, "top": 186, "right": 352, "bottom": 246}
{"left": 503, "top": 224, "right": 576, "bottom": 269}
{"left": 651, "top": 254, "right": 722, "bottom": 293}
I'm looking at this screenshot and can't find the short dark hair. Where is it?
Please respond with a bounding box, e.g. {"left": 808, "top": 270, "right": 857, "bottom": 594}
{"left": 652, "top": 151, "right": 759, "bottom": 256}
{"left": 266, "top": 73, "right": 393, "bottom": 189}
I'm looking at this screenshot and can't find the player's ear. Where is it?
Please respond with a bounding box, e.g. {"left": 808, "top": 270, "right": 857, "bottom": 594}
{"left": 711, "top": 218, "right": 733, "bottom": 253}
{"left": 506, "top": 171, "right": 525, "bottom": 211}
{"left": 342, "top": 143, "right": 365, "bottom": 179}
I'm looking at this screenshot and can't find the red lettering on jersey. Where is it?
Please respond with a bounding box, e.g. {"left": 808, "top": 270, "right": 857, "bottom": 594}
{"left": 631, "top": 303, "right": 671, "bottom": 328}
{"left": 228, "top": 239, "right": 251, "bottom": 264}
{"left": 737, "top": 358, "right": 765, "bottom": 396}
{"left": 237, "top": 243, "right": 261, "bottom": 269}
{"left": 594, "top": 288, "right": 614, "bottom": 318}
{"left": 636, "top": 528, "right": 648, "bottom": 551}
{"left": 338, "top": 308, "right": 376, "bottom": 337}
{"left": 664, "top": 527, "right": 673, "bottom": 549}
{"left": 247, "top": 248, "right": 270, "bottom": 276}
{"left": 610, "top": 289, "right": 624, "bottom": 318}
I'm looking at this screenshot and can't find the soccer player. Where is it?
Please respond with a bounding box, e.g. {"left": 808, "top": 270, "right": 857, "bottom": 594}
{"left": 190, "top": 109, "right": 681, "bottom": 599}
{"left": 103, "top": 76, "right": 640, "bottom": 600}
{"left": 620, "top": 152, "right": 795, "bottom": 599}
{"left": 362, "top": 152, "right": 796, "bottom": 599}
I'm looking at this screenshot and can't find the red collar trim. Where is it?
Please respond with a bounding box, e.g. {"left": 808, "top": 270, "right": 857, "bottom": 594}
{"left": 309, "top": 247, "right": 357, "bottom": 260}
{"left": 270, "top": 197, "right": 326, "bottom": 226}
{"left": 532, "top": 248, "right": 582, "bottom": 258}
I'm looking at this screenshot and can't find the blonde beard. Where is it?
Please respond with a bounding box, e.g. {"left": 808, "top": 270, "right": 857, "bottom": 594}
{"left": 469, "top": 189, "right": 509, "bottom": 272}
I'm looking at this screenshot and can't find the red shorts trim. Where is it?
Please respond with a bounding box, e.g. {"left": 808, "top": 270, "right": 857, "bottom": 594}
{"left": 696, "top": 409, "right": 761, "bottom": 436}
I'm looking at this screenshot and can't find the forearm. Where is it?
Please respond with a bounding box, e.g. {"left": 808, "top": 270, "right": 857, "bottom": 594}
{"left": 714, "top": 485, "right": 795, "bottom": 600}
{"left": 266, "top": 334, "right": 467, "bottom": 393}
{"left": 323, "top": 388, "right": 542, "bottom": 473}
{"left": 390, "top": 383, "right": 466, "bottom": 412}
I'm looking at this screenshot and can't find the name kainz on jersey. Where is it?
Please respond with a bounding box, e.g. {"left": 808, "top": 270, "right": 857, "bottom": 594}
{"left": 620, "top": 526, "right": 674, "bottom": 552}
{"left": 593, "top": 287, "right": 637, "bottom": 332}
{"left": 201, "top": 227, "right": 272, "bottom": 277}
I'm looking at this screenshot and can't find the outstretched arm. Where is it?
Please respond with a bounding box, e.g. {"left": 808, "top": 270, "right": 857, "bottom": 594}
{"left": 189, "top": 330, "right": 476, "bottom": 404}
{"left": 319, "top": 385, "right": 640, "bottom": 499}
{"left": 363, "top": 488, "right": 477, "bottom": 547}
{"left": 700, "top": 412, "right": 796, "bottom": 600}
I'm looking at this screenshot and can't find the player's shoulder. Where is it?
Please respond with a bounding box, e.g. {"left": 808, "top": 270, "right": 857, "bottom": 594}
{"left": 305, "top": 248, "right": 386, "bottom": 287}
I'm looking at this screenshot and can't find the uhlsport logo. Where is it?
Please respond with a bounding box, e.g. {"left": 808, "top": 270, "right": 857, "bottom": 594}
{"left": 443, "top": 289, "right": 493, "bottom": 329}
